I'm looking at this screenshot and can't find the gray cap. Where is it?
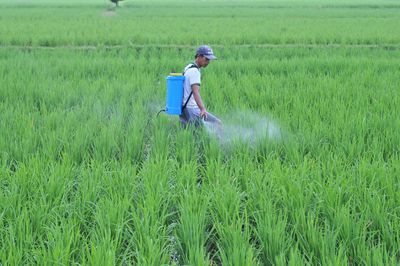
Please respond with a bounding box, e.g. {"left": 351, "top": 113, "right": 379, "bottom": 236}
{"left": 196, "top": 45, "right": 217, "bottom": 60}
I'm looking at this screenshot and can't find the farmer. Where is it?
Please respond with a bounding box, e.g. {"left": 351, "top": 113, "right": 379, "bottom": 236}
{"left": 180, "top": 45, "right": 221, "bottom": 127}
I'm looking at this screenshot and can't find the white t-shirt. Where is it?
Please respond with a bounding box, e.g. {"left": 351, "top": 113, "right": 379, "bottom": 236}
{"left": 182, "top": 63, "right": 201, "bottom": 109}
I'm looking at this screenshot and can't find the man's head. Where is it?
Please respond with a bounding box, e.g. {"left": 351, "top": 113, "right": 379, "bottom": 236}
{"left": 195, "top": 45, "right": 217, "bottom": 68}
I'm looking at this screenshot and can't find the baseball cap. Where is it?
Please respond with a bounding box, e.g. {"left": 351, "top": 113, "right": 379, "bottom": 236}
{"left": 196, "top": 45, "right": 217, "bottom": 60}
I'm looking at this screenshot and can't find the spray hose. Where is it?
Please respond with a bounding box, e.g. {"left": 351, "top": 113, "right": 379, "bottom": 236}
{"left": 156, "top": 109, "right": 166, "bottom": 117}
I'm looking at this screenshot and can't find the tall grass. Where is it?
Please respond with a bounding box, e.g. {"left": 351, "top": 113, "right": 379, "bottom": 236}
{"left": 0, "top": 1, "right": 399, "bottom": 46}
{"left": 1, "top": 1, "right": 400, "bottom": 264}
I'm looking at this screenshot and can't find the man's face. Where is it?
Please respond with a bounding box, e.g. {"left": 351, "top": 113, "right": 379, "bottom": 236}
{"left": 198, "top": 55, "right": 210, "bottom": 68}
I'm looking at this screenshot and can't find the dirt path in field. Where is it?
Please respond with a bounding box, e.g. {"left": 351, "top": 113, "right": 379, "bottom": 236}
{"left": 1, "top": 44, "right": 399, "bottom": 50}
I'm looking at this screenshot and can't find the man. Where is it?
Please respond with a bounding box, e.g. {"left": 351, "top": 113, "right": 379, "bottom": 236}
{"left": 180, "top": 45, "right": 221, "bottom": 127}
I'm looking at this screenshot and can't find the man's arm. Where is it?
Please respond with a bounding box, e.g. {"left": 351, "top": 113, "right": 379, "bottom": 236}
{"left": 192, "top": 84, "right": 207, "bottom": 118}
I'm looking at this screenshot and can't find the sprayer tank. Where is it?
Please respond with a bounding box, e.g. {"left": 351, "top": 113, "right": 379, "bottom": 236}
{"left": 166, "top": 74, "right": 185, "bottom": 115}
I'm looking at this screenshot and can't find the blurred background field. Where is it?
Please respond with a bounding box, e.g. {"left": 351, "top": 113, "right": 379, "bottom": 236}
{"left": 1, "top": 0, "right": 400, "bottom": 46}
{"left": 0, "top": 0, "right": 399, "bottom": 265}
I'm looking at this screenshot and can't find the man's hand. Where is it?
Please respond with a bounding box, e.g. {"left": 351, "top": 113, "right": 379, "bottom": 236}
{"left": 200, "top": 108, "right": 207, "bottom": 119}
{"left": 192, "top": 84, "right": 207, "bottom": 119}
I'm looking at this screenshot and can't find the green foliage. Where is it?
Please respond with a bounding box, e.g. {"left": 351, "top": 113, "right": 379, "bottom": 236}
{"left": 0, "top": 0, "right": 400, "bottom": 265}
{"left": 0, "top": 2, "right": 400, "bottom": 47}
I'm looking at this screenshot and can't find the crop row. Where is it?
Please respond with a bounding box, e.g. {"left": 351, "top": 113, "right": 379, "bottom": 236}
{"left": 1, "top": 2, "right": 399, "bottom": 46}
{"left": 1, "top": 46, "right": 399, "bottom": 264}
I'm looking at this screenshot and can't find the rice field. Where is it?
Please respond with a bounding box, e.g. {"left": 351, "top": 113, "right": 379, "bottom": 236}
{"left": 0, "top": 0, "right": 399, "bottom": 265}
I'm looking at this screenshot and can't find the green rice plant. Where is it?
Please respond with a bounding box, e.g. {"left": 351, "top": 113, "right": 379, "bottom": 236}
{"left": 207, "top": 163, "right": 259, "bottom": 265}
{"left": 253, "top": 200, "right": 292, "bottom": 265}
{"left": 36, "top": 218, "right": 82, "bottom": 265}
{"left": 174, "top": 188, "right": 212, "bottom": 265}
{"left": 128, "top": 159, "right": 174, "bottom": 264}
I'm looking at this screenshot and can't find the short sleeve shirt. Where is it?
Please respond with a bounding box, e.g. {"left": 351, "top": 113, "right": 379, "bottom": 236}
{"left": 182, "top": 63, "right": 201, "bottom": 108}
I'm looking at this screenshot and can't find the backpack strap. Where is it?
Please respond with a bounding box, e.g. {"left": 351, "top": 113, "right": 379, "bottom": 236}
{"left": 182, "top": 64, "right": 199, "bottom": 110}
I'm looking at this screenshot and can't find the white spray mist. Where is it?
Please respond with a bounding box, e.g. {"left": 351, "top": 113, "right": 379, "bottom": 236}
{"left": 203, "top": 110, "right": 282, "bottom": 145}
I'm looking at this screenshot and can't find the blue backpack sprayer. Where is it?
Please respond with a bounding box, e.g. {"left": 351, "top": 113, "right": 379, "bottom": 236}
{"left": 157, "top": 64, "right": 199, "bottom": 116}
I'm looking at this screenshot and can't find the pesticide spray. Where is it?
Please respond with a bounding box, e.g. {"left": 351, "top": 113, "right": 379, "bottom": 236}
{"left": 202, "top": 110, "right": 282, "bottom": 146}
